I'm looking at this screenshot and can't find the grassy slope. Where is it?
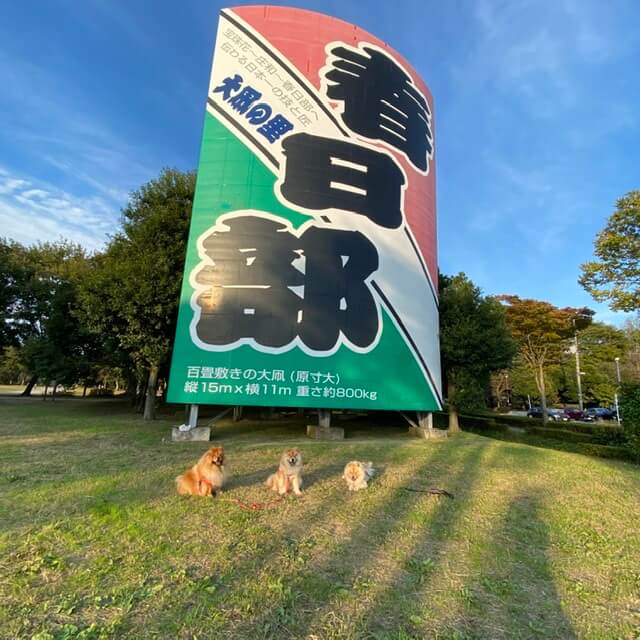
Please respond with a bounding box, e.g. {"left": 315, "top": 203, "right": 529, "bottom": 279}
{"left": 0, "top": 398, "right": 639, "bottom": 640}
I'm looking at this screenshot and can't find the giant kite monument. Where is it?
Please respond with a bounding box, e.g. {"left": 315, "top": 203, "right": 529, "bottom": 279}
{"left": 167, "top": 5, "right": 441, "bottom": 412}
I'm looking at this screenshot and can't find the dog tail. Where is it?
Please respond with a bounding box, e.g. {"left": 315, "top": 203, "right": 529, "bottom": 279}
{"left": 175, "top": 474, "right": 187, "bottom": 495}
{"left": 265, "top": 473, "right": 275, "bottom": 488}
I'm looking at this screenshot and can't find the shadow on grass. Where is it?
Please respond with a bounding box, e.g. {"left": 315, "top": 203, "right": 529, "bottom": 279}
{"left": 222, "top": 439, "right": 490, "bottom": 639}
{"left": 133, "top": 440, "right": 456, "bottom": 637}
{"left": 339, "top": 442, "right": 577, "bottom": 639}
{"left": 321, "top": 440, "right": 495, "bottom": 640}
{"left": 8, "top": 398, "right": 567, "bottom": 639}
{"left": 454, "top": 493, "right": 576, "bottom": 639}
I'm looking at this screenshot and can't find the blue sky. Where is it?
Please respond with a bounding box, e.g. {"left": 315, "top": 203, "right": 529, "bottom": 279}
{"left": 2, "top": 0, "right": 639, "bottom": 325}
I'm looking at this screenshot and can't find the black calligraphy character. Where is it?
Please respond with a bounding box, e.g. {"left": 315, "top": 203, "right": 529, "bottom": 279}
{"left": 324, "top": 45, "right": 433, "bottom": 171}
{"left": 299, "top": 226, "right": 379, "bottom": 351}
{"left": 194, "top": 215, "right": 380, "bottom": 351}
{"left": 212, "top": 74, "right": 242, "bottom": 100}
{"left": 280, "top": 133, "right": 405, "bottom": 229}
{"left": 195, "top": 217, "right": 303, "bottom": 348}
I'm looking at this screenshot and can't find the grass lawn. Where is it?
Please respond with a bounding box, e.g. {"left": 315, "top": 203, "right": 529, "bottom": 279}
{"left": 1, "top": 398, "right": 639, "bottom": 640}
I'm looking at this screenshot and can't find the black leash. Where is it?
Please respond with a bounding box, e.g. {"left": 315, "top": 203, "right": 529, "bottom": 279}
{"left": 401, "top": 487, "right": 454, "bottom": 498}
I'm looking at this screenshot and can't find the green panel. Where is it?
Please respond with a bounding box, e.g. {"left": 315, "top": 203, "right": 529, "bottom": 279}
{"left": 167, "top": 114, "right": 437, "bottom": 410}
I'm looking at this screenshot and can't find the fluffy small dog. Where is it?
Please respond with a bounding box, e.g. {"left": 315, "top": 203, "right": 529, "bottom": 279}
{"left": 343, "top": 460, "right": 375, "bottom": 491}
{"left": 175, "top": 446, "right": 226, "bottom": 496}
{"left": 265, "top": 448, "right": 303, "bottom": 496}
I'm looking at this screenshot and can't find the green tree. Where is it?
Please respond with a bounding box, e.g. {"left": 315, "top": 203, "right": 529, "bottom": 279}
{"left": 499, "top": 296, "right": 593, "bottom": 423}
{"left": 439, "top": 273, "right": 516, "bottom": 432}
{"left": 16, "top": 242, "right": 99, "bottom": 398}
{"left": 509, "top": 357, "right": 562, "bottom": 408}
{"left": 574, "top": 323, "right": 626, "bottom": 406}
{"left": 0, "top": 346, "right": 28, "bottom": 384}
{"left": 580, "top": 190, "right": 640, "bottom": 312}
{"left": 78, "top": 168, "right": 196, "bottom": 419}
{"left": 0, "top": 240, "right": 95, "bottom": 396}
{"left": 0, "top": 238, "right": 24, "bottom": 349}
{"left": 620, "top": 317, "right": 640, "bottom": 383}
{"left": 620, "top": 383, "right": 640, "bottom": 459}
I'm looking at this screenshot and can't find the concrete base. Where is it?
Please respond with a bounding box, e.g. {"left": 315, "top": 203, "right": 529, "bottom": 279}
{"left": 408, "top": 426, "right": 448, "bottom": 440}
{"left": 306, "top": 425, "right": 345, "bottom": 440}
{"left": 171, "top": 426, "right": 211, "bottom": 442}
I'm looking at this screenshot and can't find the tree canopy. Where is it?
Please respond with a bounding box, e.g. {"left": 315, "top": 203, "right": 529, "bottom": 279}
{"left": 77, "top": 168, "right": 196, "bottom": 418}
{"left": 439, "top": 273, "right": 515, "bottom": 430}
{"left": 498, "top": 295, "right": 593, "bottom": 420}
{"left": 580, "top": 190, "right": 640, "bottom": 312}
{"left": 0, "top": 240, "right": 102, "bottom": 396}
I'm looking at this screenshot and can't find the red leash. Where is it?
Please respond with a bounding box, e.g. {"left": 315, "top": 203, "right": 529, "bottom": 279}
{"left": 221, "top": 495, "right": 288, "bottom": 510}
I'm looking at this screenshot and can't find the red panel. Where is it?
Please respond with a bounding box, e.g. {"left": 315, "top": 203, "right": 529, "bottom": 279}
{"left": 232, "top": 5, "right": 438, "bottom": 291}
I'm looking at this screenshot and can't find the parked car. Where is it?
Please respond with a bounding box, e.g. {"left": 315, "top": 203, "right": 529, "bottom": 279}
{"left": 562, "top": 408, "right": 594, "bottom": 422}
{"left": 586, "top": 407, "right": 616, "bottom": 421}
{"left": 526, "top": 407, "right": 566, "bottom": 421}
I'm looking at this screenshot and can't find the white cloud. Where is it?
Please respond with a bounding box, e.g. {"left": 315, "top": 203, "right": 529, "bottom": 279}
{"left": 459, "top": 0, "right": 636, "bottom": 115}
{"left": 0, "top": 50, "right": 155, "bottom": 222}
{"left": 0, "top": 167, "right": 118, "bottom": 250}
{"left": 0, "top": 176, "right": 27, "bottom": 195}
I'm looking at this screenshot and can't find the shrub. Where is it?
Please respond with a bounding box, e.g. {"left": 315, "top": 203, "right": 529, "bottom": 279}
{"left": 620, "top": 384, "right": 640, "bottom": 459}
{"left": 527, "top": 427, "right": 596, "bottom": 444}
{"left": 478, "top": 412, "right": 626, "bottom": 444}
{"left": 457, "top": 414, "right": 508, "bottom": 432}
{"left": 575, "top": 443, "right": 636, "bottom": 462}
{"left": 561, "top": 422, "right": 627, "bottom": 445}
{"left": 491, "top": 413, "right": 542, "bottom": 426}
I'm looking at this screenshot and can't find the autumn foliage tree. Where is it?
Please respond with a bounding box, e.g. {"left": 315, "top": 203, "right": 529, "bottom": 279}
{"left": 499, "top": 296, "right": 593, "bottom": 422}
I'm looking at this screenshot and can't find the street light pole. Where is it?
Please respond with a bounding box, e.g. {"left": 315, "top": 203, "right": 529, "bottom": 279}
{"left": 574, "top": 330, "right": 584, "bottom": 412}
{"left": 614, "top": 356, "right": 621, "bottom": 425}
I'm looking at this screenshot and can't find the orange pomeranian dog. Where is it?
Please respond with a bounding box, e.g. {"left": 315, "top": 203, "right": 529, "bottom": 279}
{"left": 265, "top": 448, "right": 303, "bottom": 496}
{"left": 343, "top": 460, "right": 375, "bottom": 491}
{"left": 175, "top": 446, "right": 226, "bottom": 496}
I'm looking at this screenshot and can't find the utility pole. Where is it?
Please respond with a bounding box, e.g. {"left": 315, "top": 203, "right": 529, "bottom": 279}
{"left": 574, "top": 329, "right": 584, "bottom": 412}
{"left": 571, "top": 314, "right": 592, "bottom": 413}
{"left": 614, "top": 356, "right": 621, "bottom": 425}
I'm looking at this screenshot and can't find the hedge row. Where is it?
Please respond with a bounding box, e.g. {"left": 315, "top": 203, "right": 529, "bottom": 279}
{"left": 620, "top": 384, "right": 640, "bottom": 459}
{"left": 573, "top": 443, "right": 636, "bottom": 462}
{"left": 527, "top": 427, "right": 598, "bottom": 444}
{"left": 445, "top": 410, "right": 634, "bottom": 462}
{"left": 462, "top": 411, "right": 626, "bottom": 444}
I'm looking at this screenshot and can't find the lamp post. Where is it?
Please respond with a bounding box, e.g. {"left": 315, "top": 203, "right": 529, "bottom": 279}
{"left": 614, "top": 356, "right": 621, "bottom": 425}
{"left": 571, "top": 313, "right": 592, "bottom": 413}
{"left": 573, "top": 323, "right": 584, "bottom": 412}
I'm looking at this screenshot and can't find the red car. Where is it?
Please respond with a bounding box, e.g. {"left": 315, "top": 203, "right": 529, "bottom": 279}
{"left": 562, "top": 408, "right": 594, "bottom": 422}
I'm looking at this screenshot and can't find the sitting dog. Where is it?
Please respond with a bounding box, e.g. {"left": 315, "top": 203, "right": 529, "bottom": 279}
{"left": 343, "top": 460, "right": 375, "bottom": 491}
{"left": 175, "top": 446, "right": 226, "bottom": 496}
{"left": 265, "top": 448, "right": 303, "bottom": 496}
